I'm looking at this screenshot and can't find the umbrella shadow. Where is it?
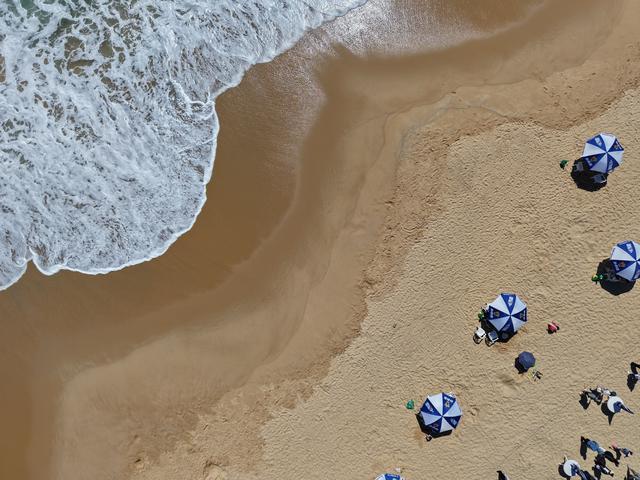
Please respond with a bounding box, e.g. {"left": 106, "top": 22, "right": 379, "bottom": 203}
{"left": 628, "top": 362, "right": 640, "bottom": 392}
{"left": 558, "top": 464, "right": 570, "bottom": 479}
{"left": 596, "top": 259, "right": 635, "bottom": 295}
{"left": 570, "top": 159, "right": 608, "bottom": 191}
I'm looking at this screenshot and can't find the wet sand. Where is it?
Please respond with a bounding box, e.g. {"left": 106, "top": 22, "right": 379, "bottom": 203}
{"left": 1, "top": 0, "right": 640, "bottom": 479}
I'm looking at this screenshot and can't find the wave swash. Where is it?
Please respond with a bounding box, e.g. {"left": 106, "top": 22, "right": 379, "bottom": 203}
{"left": 0, "top": 0, "right": 366, "bottom": 290}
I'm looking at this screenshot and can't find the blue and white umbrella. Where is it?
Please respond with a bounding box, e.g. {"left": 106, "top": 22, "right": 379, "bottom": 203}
{"left": 581, "top": 133, "right": 624, "bottom": 173}
{"left": 419, "top": 392, "right": 462, "bottom": 434}
{"left": 375, "top": 475, "right": 404, "bottom": 480}
{"left": 486, "top": 293, "right": 527, "bottom": 335}
{"left": 610, "top": 240, "right": 640, "bottom": 281}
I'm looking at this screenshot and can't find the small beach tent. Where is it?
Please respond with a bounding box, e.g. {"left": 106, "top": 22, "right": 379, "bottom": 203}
{"left": 581, "top": 133, "right": 624, "bottom": 173}
{"left": 610, "top": 240, "right": 640, "bottom": 281}
{"left": 418, "top": 392, "right": 462, "bottom": 435}
{"left": 607, "top": 396, "right": 635, "bottom": 415}
{"left": 375, "top": 475, "right": 404, "bottom": 480}
{"left": 486, "top": 293, "right": 527, "bottom": 336}
{"left": 516, "top": 351, "right": 536, "bottom": 371}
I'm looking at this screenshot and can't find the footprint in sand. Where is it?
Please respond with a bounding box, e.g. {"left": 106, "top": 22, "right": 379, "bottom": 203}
{"left": 203, "top": 461, "right": 228, "bottom": 480}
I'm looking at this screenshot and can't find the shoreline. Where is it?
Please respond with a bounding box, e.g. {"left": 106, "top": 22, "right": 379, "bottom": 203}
{"left": 1, "top": 0, "right": 640, "bottom": 479}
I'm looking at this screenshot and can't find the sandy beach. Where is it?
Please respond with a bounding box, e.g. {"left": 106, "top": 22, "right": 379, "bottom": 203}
{"left": 2, "top": 0, "right": 640, "bottom": 479}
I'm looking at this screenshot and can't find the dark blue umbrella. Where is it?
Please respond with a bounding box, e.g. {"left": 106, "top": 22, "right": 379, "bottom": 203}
{"left": 516, "top": 351, "right": 536, "bottom": 371}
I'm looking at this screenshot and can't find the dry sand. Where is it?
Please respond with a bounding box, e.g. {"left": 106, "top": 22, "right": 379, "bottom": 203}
{"left": 2, "top": 0, "right": 640, "bottom": 479}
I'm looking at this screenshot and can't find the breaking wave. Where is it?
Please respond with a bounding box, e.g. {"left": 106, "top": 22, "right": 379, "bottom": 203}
{"left": 0, "top": 0, "right": 366, "bottom": 290}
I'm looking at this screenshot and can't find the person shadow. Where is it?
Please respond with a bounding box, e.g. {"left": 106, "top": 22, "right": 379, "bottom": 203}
{"left": 580, "top": 437, "right": 588, "bottom": 459}
{"left": 603, "top": 451, "right": 619, "bottom": 467}
{"left": 579, "top": 392, "right": 592, "bottom": 410}
{"left": 628, "top": 362, "right": 640, "bottom": 391}
{"left": 596, "top": 259, "right": 635, "bottom": 296}
{"left": 600, "top": 402, "right": 615, "bottom": 425}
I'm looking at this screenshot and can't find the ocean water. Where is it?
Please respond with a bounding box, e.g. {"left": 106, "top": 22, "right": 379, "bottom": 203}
{"left": 0, "top": 0, "right": 366, "bottom": 290}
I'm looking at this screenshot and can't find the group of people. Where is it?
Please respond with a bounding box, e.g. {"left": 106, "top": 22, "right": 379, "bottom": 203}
{"left": 579, "top": 437, "right": 634, "bottom": 477}
{"left": 568, "top": 363, "right": 638, "bottom": 479}
{"left": 581, "top": 385, "right": 616, "bottom": 406}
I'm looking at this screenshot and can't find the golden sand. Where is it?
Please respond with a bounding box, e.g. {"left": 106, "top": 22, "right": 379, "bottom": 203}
{"left": 2, "top": 1, "right": 640, "bottom": 479}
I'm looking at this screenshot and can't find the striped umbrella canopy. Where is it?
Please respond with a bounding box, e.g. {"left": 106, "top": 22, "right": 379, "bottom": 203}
{"left": 581, "top": 133, "right": 624, "bottom": 173}
{"left": 375, "top": 475, "right": 404, "bottom": 480}
{"left": 487, "top": 293, "right": 527, "bottom": 335}
{"left": 419, "top": 392, "right": 462, "bottom": 434}
{"left": 610, "top": 241, "right": 640, "bottom": 281}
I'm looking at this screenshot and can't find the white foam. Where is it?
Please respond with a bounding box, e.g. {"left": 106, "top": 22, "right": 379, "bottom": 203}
{"left": 0, "top": 0, "right": 367, "bottom": 290}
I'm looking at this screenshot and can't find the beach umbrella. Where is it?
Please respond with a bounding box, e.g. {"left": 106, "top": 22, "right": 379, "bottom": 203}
{"left": 607, "top": 396, "right": 634, "bottom": 414}
{"left": 486, "top": 293, "right": 527, "bottom": 336}
{"left": 610, "top": 240, "right": 640, "bottom": 281}
{"left": 375, "top": 475, "right": 404, "bottom": 480}
{"left": 581, "top": 133, "right": 624, "bottom": 173}
{"left": 516, "top": 351, "right": 536, "bottom": 371}
{"left": 419, "top": 392, "right": 462, "bottom": 434}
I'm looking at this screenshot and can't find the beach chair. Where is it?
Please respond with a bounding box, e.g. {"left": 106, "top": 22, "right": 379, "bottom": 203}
{"left": 591, "top": 173, "right": 607, "bottom": 185}
{"left": 572, "top": 160, "right": 585, "bottom": 173}
{"left": 486, "top": 330, "right": 498, "bottom": 346}
{"left": 602, "top": 267, "right": 621, "bottom": 283}
{"left": 473, "top": 326, "right": 486, "bottom": 344}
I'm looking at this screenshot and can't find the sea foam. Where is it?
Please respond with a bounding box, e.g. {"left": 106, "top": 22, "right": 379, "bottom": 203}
{"left": 0, "top": 0, "right": 366, "bottom": 290}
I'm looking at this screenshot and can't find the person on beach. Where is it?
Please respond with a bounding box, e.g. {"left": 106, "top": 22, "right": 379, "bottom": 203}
{"left": 629, "top": 371, "right": 640, "bottom": 382}
{"left": 612, "top": 443, "right": 634, "bottom": 458}
{"left": 594, "top": 463, "right": 614, "bottom": 477}
{"left": 582, "top": 437, "right": 606, "bottom": 455}
{"left": 594, "top": 455, "right": 614, "bottom": 477}
{"left": 581, "top": 386, "right": 606, "bottom": 405}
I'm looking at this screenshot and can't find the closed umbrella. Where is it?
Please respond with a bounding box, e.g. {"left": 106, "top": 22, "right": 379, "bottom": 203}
{"left": 375, "top": 475, "right": 404, "bottom": 480}
{"left": 610, "top": 240, "right": 640, "bottom": 281}
{"left": 581, "top": 133, "right": 624, "bottom": 173}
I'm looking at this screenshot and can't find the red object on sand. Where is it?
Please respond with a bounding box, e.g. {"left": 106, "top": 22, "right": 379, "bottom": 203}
{"left": 547, "top": 322, "right": 559, "bottom": 333}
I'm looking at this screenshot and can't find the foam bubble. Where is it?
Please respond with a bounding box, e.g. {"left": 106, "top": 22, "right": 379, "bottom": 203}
{"left": 0, "top": 0, "right": 366, "bottom": 290}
